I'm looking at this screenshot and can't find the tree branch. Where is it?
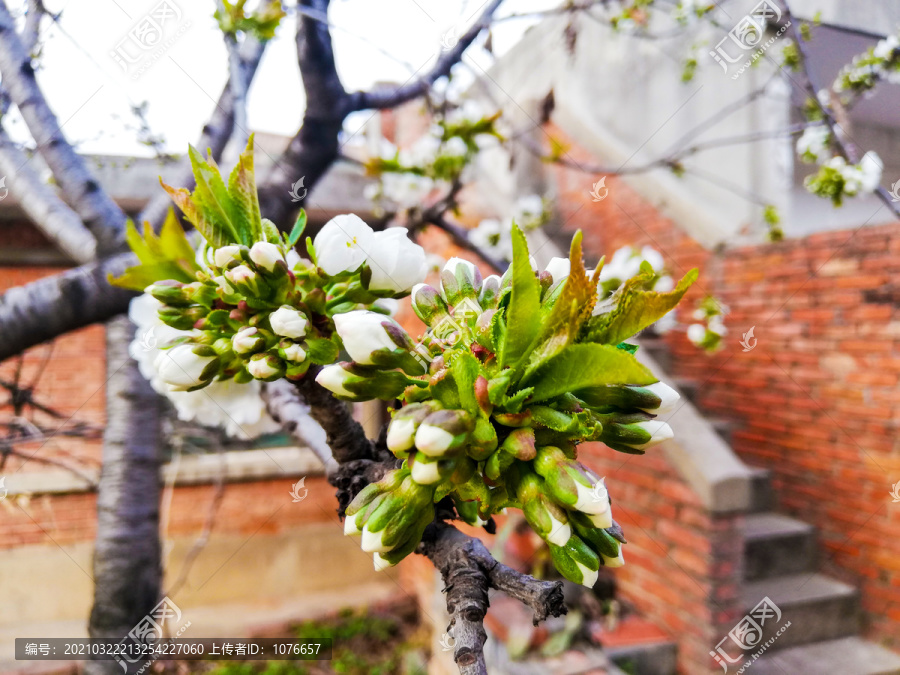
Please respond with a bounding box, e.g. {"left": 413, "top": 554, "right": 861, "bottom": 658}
{"left": 346, "top": 0, "right": 505, "bottom": 112}
{"left": 0, "top": 129, "right": 97, "bottom": 262}
{"left": 420, "top": 522, "right": 567, "bottom": 672}
{"left": 257, "top": 0, "right": 349, "bottom": 230}
{"left": 0, "top": 0, "right": 127, "bottom": 254}
{"left": 262, "top": 378, "right": 337, "bottom": 472}
{"left": 427, "top": 214, "right": 506, "bottom": 273}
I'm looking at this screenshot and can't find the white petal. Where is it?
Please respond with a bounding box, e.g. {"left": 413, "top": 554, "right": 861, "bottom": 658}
{"left": 602, "top": 550, "right": 625, "bottom": 568}
{"left": 641, "top": 382, "right": 680, "bottom": 415}
{"left": 575, "top": 561, "right": 599, "bottom": 588}
{"left": 361, "top": 525, "right": 392, "bottom": 553}
{"left": 411, "top": 458, "right": 442, "bottom": 484}
{"left": 546, "top": 514, "right": 572, "bottom": 546}
{"left": 344, "top": 515, "right": 362, "bottom": 536}
{"left": 415, "top": 425, "right": 455, "bottom": 456}
{"left": 387, "top": 418, "right": 417, "bottom": 453}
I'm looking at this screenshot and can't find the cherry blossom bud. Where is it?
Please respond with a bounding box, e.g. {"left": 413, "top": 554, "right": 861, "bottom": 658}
{"left": 549, "top": 535, "right": 601, "bottom": 587}
{"left": 411, "top": 283, "right": 450, "bottom": 327}
{"left": 269, "top": 306, "right": 309, "bottom": 339}
{"left": 534, "top": 446, "right": 609, "bottom": 516}
{"left": 386, "top": 402, "right": 437, "bottom": 456}
{"left": 249, "top": 241, "right": 284, "bottom": 272}
{"left": 232, "top": 326, "right": 265, "bottom": 355}
{"left": 333, "top": 310, "right": 423, "bottom": 375}
{"left": 415, "top": 409, "right": 474, "bottom": 457}
{"left": 440, "top": 257, "right": 482, "bottom": 307}
{"left": 579, "top": 381, "right": 680, "bottom": 416}
{"left": 214, "top": 245, "right": 242, "bottom": 269}
{"left": 517, "top": 472, "right": 572, "bottom": 547}
{"left": 146, "top": 280, "right": 192, "bottom": 307}
{"left": 278, "top": 340, "right": 307, "bottom": 363}
{"left": 600, "top": 419, "right": 674, "bottom": 453}
{"left": 225, "top": 264, "right": 261, "bottom": 296}
{"left": 247, "top": 352, "right": 285, "bottom": 381}
{"left": 479, "top": 275, "right": 502, "bottom": 308}
{"left": 545, "top": 257, "right": 571, "bottom": 284}
{"left": 155, "top": 345, "right": 218, "bottom": 391}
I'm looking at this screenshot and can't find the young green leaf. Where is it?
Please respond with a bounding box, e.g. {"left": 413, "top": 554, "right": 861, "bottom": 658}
{"left": 110, "top": 213, "right": 202, "bottom": 291}
{"left": 527, "top": 343, "right": 656, "bottom": 403}
{"left": 228, "top": 135, "right": 263, "bottom": 243}
{"left": 287, "top": 210, "right": 307, "bottom": 247}
{"left": 585, "top": 268, "right": 698, "bottom": 345}
{"left": 500, "top": 224, "right": 541, "bottom": 372}
{"left": 521, "top": 231, "right": 597, "bottom": 383}
{"left": 450, "top": 351, "right": 482, "bottom": 416}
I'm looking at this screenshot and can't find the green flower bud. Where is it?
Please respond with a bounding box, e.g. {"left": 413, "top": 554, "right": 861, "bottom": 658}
{"left": 213, "top": 245, "right": 243, "bottom": 269}
{"left": 569, "top": 511, "right": 622, "bottom": 562}
{"left": 517, "top": 472, "right": 572, "bottom": 547}
{"left": 415, "top": 409, "right": 474, "bottom": 457}
{"left": 147, "top": 280, "right": 192, "bottom": 307}
{"left": 478, "top": 275, "right": 502, "bottom": 309}
{"left": 467, "top": 416, "right": 498, "bottom": 461}
{"left": 158, "top": 305, "right": 207, "bottom": 330}
{"left": 315, "top": 362, "right": 421, "bottom": 402}
{"left": 372, "top": 503, "right": 435, "bottom": 570}
{"left": 595, "top": 414, "right": 674, "bottom": 453}
{"left": 549, "top": 534, "right": 601, "bottom": 587}
{"left": 359, "top": 475, "right": 434, "bottom": 553}
{"left": 453, "top": 495, "right": 487, "bottom": 528}
{"left": 499, "top": 427, "right": 536, "bottom": 461}
{"left": 579, "top": 382, "right": 680, "bottom": 415}
{"left": 440, "top": 257, "right": 483, "bottom": 307}
{"left": 534, "top": 446, "right": 609, "bottom": 517}
{"left": 249, "top": 241, "right": 285, "bottom": 272}
{"left": 278, "top": 339, "right": 307, "bottom": 364}
{"left": 410, "top": 283, "right": 450, "bottom": 327}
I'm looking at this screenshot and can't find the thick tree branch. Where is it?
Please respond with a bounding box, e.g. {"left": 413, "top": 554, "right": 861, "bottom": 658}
{"left": 0, "top": 0, "right": 127, "bottom": 254}
{"left": 0, "top": 129, "right": 97, "bottom": 262}
{"left": 420, "top": 522, "right": 566, "bottom": 673}
{"left": 257, "top": 0, "right": 349, "bottom": 230}
{"left": 346, "top": 0, "right": 505, "bottom": 112}
{"left": 0, "top": 27, "right": 274, "bottom": 361}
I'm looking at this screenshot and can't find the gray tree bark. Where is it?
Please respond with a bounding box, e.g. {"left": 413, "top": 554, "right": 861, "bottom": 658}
{"left": 85, "top": 317, "right": 163, "bottom": 675}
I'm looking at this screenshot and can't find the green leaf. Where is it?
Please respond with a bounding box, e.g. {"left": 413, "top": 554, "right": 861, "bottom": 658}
{"left": 306, "top": 338, "right": 339, "bottom": 365}
{"left": 500, "top": 224, "right": 541, "bottom": 372}
{"left": 188, "top": 145, "right": 242, "bottom": 244}
{"left": 228, "top": 135, "right": 263, "bottom": 243}
{"left": 521, "top": 231, "right": 597, "bottom": 383}
{"left": 110, "top": 213, "right": 202, "bottom": 291}
{"left": 527, "top": 343, "right": 656, "bottom": 403}
{"left": 450, "top": 351, "right": 482, "bottom": 416}
{"left": 616, "top": 342, "right": 638, "bottom": 355}
{"left": 287, "top": 210, "right": 307, "bottom": 247}
{"left": 584, "top": 268, "right": 698, "bottom": 345}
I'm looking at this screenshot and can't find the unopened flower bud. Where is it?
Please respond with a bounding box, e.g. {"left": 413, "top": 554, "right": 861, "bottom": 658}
{"left": 387, "top": 402, "right": 437, "bottom": 456}
{"left": 247, "top": 352, "right": 285, "bottom": 381}
{"left": 600, "top": 419, "right": 674, "bottom": 453}
{"left": 411, "top": 283, "right": 450, "bottom": 327}
{"left": 232, "top": 326, "right": 265, "bottom": 355}
{"left": 517, "top": 472, "right": 572, "bottom": 547}
{"left": 278, "top": 340, "right": 307, "bottom": 363}
{"left": 147, "top": 280, "right": 191, "bottom": 307}
{"left": 409, "top": 451, "right": 455, "bottom": 485}
{"left": 499, "top": 426, "right": 536, "bottom": 461}
{"left": 440, "top": 257, "right": 482, "bottom": 307}
{"left": 269, "top": 306, "right": 309, "bottom": 339}
{"left": 214, "top": 245, "right": 242, "bottom": 269}
{"left": 534, "top": 446, "right": 609, "bottom": 516}
{"left": 334, "top": 310, "right": 424, "bottom": 376}
{"left": 249, "top": 241, "right": 284, "bottom": 272}
{"left": 415, "top": 409, "right": 474, "bottom": 457}
{"left": 226, "top": 264, "right": 260, "bottom": 295}
{"left": 549, "top": 534, "right": 601, "bottom": 587}
{"left": 479, "top": 275, "right": 502, "bottom": 309}
{"left": 315, "top": 362, "right": 418, "bottom": 401}
{"left": 545, "top": 257, "right": 571, "bottom": 284}
{"left": 579, "top": 381, "right": 680, "bottom": 415}
{"left": 155, "top": 344, "right": 218, "bottom": 391}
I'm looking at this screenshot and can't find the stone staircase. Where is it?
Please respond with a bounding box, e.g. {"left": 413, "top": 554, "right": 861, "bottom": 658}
{"left": 658, "top": 363, "right": 900, "bottom": 675}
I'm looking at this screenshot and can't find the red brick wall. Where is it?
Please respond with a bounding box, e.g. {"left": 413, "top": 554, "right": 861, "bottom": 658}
{"left": 0, "top": 477, "right": 339, "bottom": 550}
{"left": 581, "top": 442, "right": 743, "bottom": 674}
{"left": 547, "top": 124, "right": 900, "bottom": 649}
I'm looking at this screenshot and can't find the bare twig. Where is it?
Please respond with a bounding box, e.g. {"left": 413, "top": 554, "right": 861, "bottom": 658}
{"left": 262, "top": 378, "right": 337, "bottom": 472}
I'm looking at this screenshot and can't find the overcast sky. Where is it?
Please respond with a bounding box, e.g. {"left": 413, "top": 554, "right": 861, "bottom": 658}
{"left": 2, "top": 0, "right": 560, "bottom": 157}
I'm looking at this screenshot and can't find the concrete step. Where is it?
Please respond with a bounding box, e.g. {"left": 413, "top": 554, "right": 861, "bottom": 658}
{"left": 637, "top": 336, "right": 672, "bottom": 372}
{"left": 747, "top": 466, "right": 775, "bottom": 513}
{"left": 748, "top": 637, "right": 900, "bottom": 675}
{"left": 741, "top": 573, "right": 860, "bottom": 651}
{"left": 743, "top": 513, "right": 817, "bottom": 582}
